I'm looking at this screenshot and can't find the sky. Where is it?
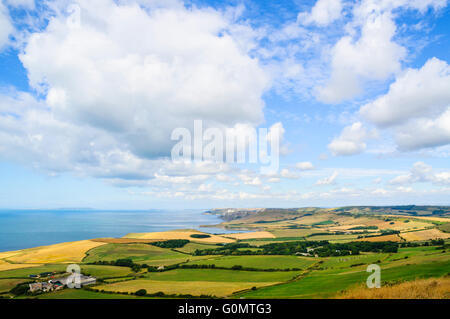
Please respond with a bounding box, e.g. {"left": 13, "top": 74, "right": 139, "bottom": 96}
{"left": 0, "top": 0, "right": 449, "bottom": 209}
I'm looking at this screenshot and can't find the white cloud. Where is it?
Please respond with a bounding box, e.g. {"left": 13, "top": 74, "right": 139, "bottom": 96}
{"left": 280, "top": 168, "right": 300, "bottom": 179}
{"left": 17, "top": 0, "right": 268, "bottom": 157}
{"left": 328, "top": 122, "right": 377, "bottom": 156}
{"left": 316, "top": 171, "right": 338, "bottom": 185}
{"left": 298, "top": 0, "right": 343, "bottom": 27}
{"left": 0, "top": 1, "right": 13, "bottom": 49}
{"left": 0, "top": 0, "right": 270, "bottom": 181}
{"left": 389, "top": 161, "right": 450, "bottom": 186}
{"left": 360, "top": 58, "right": 450, "bottom": 126}
{"left": 316, "top": 12, "right": 406, "bottom": 103}
{"left": 296, "top": 161, "right": 314, "bottom": 170}
{"left": 314, "top": 0, "right": 447, "bottom": 104}
{"left": 360, "top": 58, "right": 450, "bottom": 151}
{"left": 238, "top": 174, "right": 262, "bottom": 186}
{"left": 5, "top": 0, "right": 35, "bottom": 9}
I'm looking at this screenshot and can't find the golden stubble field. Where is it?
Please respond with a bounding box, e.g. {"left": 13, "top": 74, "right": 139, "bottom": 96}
{"left": 0, "top": 240, "right": 107, "bottom": 264}
{"left": 400, "top": 229, "right": 450, "bottom": 241}
{"left": 123, "top": 229, "right": 235, "bottom": 244}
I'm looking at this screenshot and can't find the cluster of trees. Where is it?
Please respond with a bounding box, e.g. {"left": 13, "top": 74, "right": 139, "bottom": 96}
{"left": 399, "top": 239, "right": 445, "bottom": 248}
{"left": 349, "top": 226, "right": 378, "bottom": 230}
{"left": 193, "top": 243, "right": 257, "bottom": 256}
{"left": 190, "top": 234, "right": 211, "bottom": 239}
{"left": 193, "top": 240, "right": 400, "bottom": 257}
{"left": 89, "top": 258, "right": 144, "bottom": 272}
{"left": 178, "top": 264, "right": 302, "bottom": 272}
{"left": 313, "top": 241, "right": 398, "bottom": 257}
{"left": 150, "top": 239, "right": 189, "bottom": 248}
{"left": 10, "top": 283, "right": 32, "bottom": 296}
{"left": 357, "top": 229, "right": 400, "bottom": 239}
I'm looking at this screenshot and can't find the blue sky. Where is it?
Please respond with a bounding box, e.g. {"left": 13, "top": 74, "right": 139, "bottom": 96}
{"left": 0, "top": 0, "right": 450, "bottom": 209}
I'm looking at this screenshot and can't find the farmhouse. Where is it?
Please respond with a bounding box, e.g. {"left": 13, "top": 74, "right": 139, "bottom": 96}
{"left": 28, "top": 274, "right": 97, "bottom": 292}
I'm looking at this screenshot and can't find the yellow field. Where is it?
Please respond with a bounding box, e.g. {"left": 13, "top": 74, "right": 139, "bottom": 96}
{"left": 2, "top": 240, "right": 107, "bottom": 264}
{"left": 123, "top": 229, "right": 235, "bottom": 244}
{"left": 91, "top": 238, "right": 160, "bottom": 244}
{"left": 400, "top": 229, "right": 450, "bottom": 241}
{"left": 223, "top": 231, "right": 276, "bottom": 240}
{"left": 289, "top": 214, "right": 335, "bottom": 225}
{"left": 269, "top": 228, "right": 323, "bottom": 238}
{"left": 383, "top": 215, "right": 450, "bottom": 223}
{"left": 337, "top": 277, "right": 450, "bottom": 299}
{"left": 96, "top": 280, "right": 278, "bottom": 297}
{"left": 356, "top": 234, "right": 402, "bottom": 242}
{"left": 0, "top": 260, "right": 42, "bottom": 272}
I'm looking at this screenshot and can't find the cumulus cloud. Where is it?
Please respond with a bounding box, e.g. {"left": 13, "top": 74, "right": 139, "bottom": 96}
{"left": 0, "top": 0, "right": 270, "bottom": 181}
{"left": 297, "top": 0, "right": 343, "bottom": 27}
{"left": 360, "top": 58, "right": 450, "bottom": 151}
{"left": 360, "top": 58, "right": 450, "bottom": 126}
{"left": 314, "top": 0, "right": 447, "bottom": 104}
{"left": 316, "top": 12, "right": 405, "bottom": 103}
{"left": 328, "top": 122, "right": 377, "bottom": 156}
{"left": 389, "top": 162, "right": 450, "bottom": 185}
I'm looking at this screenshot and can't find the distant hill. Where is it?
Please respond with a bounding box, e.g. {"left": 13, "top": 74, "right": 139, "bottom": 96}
{"left": 207, "top": 206, "right": 450, "bottom": 223}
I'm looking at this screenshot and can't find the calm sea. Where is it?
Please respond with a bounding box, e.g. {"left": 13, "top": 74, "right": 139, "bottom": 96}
{"left": 0, "top": 209, "right": 237, "bottom": 252}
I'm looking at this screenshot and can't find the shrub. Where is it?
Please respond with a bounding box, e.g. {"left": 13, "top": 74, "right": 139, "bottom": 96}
{"left": 10, "top": 284, "right": 30, "bottom": 296}
{"left": 151, "top": 240, "right": 189, "bottom": 248}
{"left": 190, "top": 234, "right": 211, "bottom": 239}
{"left": 135, "top": 289, "right": 147, "bottom": 296}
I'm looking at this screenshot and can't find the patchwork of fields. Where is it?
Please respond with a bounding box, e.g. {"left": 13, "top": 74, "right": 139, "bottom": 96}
{"left": 0, "top": 207, "right": 449, "bottom": 299}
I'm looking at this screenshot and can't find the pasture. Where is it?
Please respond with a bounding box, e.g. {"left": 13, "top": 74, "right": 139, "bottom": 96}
{"left": 185, "top": 255, "right": 316, "bottom": 270}
{"left": 143, "top": 268, "right": 301, "bottom": 282}
{"left": 95, "top": 279, "right": 278, "bottom": 297}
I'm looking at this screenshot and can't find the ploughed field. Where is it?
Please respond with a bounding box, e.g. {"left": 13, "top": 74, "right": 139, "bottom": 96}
{"left": 0, "top": 208, "right": 449, "bottom": 299}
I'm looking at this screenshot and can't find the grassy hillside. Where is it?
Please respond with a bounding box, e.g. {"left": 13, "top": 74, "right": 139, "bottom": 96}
{"left": 336, "top": 277, "right": 450, "bottom": 299}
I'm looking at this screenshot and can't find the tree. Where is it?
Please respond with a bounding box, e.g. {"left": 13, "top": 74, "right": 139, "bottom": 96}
{"left": 135, "top": 289, "right": 147, "bottom": 296}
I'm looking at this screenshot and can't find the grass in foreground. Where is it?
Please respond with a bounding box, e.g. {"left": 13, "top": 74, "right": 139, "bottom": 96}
{"left": 337, "top": 277, "right": 450, "bottom": 299}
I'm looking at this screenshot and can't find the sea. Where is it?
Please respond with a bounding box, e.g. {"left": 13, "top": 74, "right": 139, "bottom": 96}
{"left": 0, "top": 209, "right": 240, "bottom": 252}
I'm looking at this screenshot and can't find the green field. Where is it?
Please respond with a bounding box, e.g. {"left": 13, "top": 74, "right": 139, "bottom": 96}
{"left": 0, "top": 278, "right": 29, "bottom": 293}
{"left": 95, "top": 279, "right": 278, "bottom": 297}
{"left": 83, "top": 243, "right": 214, "bottom": 266}
{"left": 185, "top": 255, "right": 317, "bottom": 270}
{"left": 84, "top": 243, "right": 185, "bottom": 263}
{"left": 0, "top": 264, "right": 134, "bottom": 280}
{"left": 0, "top": 264, "right": 67, "bottom": 279}
{"left": 32, "top": 288, "right": 147, "bottom": 299}
{"left": 173, "top": 242, "right": 220, "bottom": 254}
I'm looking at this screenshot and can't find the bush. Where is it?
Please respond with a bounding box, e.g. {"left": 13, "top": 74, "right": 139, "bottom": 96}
{"left": 151, "top": 240, "right": 189, "bottom": 249}
{"left": 190, "top": 234, "right": 211, "bottom": 239}
{"left": 10, "top": 283, "right": 30, "bottom": 296}
{"left": 135, "top": 289, "right": 147, "bottom": 296}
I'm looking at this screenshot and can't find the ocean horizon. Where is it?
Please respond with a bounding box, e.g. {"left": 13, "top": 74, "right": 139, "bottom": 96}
{"left": 0, "top": 209, "right": 238, "bottom": 252}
